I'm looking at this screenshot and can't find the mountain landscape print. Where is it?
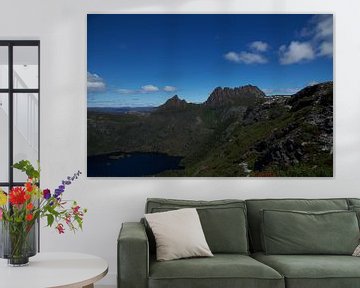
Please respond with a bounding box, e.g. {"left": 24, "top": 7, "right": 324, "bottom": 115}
{"left": 87, "top": 14, "right": 333, "bottom": 177}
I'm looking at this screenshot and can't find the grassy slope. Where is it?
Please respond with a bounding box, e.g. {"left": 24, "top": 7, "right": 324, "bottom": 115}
{"left": 87, "top": 84, "right": 333, "bottom": 177}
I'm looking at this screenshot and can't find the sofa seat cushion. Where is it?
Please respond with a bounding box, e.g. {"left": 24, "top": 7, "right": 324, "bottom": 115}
{"left": 252, "top": 252, "right": 360, "bottom": 288}
{"left": 149, "top": 254, "right": 284, "bottom": 288}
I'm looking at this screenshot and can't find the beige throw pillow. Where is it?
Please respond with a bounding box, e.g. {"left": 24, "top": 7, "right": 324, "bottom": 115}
{"left": 353, "top": 244, "right": 360, "bottom": 256}
{"left": 145, "top": 208, "right": 213, "bottom": 261}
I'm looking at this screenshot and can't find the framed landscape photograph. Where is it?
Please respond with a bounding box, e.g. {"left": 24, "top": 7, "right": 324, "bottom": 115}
{"left": 87, "top": 14, "right": 333, "bottom": 177}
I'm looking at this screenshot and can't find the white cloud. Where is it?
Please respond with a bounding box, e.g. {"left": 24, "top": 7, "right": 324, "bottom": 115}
{"left": 225, "top": 40, "right": 269, "bottom": 65}
{"left": 279, "top": 41, "right": 315, "bottom": 65}
{"left": 280, "top": 15, "right": 333, "bottom": 64}
{"left": 312, "top": 15, "right": 333, "bottom": 58}
{"left": 117, "top": 84, "right": 177, "bottom": 95}
{"left": 87, "top": 72, "right": 106, "bottom": 92}
{"left": 313, "top": 15, "right": 333, "bottom": 41}
{"left": 117, "top": 88, "right": 135, "bottom": 94}
{"left": 224, "top": 51, "right": 268, "bottom": 64}
{"left": 300, "top": 15, "right": 333, "bottom": 41}
{"left": 224, "top": 52, "right": 240, "bottom": 62}
{"left": 163, "top": 86, "right": 177, "bottom": 92}
{"left": 249, "top": 41, "right": 269, "bottom": 52}
{"left": 141, "top": 84, "right": 159, "bottom": 92}
{"left": 318, "top": 41, "right": 333, "bottom": 57}
{"left": 300, "top": 15, "right": 333, "bottom": 58}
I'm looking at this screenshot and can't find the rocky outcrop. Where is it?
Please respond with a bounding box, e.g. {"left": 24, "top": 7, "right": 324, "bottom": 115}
{"left": 287, "top": 81, "right": 333, "bottom": 111}
{"left": 204, "top": 85, "right": 265, "bottom": 107}
{"left": 253, "top": 124, "right": 305, "bottom": 170}
{"left": 250, "top": 82, "right": 333, "bottom": 173}
{"left": 158, "top": 95, "right": 188, "bottom": 111}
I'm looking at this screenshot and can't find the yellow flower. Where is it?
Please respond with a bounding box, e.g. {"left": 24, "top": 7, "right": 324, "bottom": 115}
{"left": 0, "top": 190, "right": 7, "bottom": 206}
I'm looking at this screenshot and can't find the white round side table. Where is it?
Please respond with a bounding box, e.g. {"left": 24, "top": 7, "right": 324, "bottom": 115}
{"left": 0, "top": 252, "right": 108, "bottom": 288}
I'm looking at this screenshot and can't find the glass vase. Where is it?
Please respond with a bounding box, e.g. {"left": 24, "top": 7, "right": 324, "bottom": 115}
{"left": 0, "top": 220, "right": 37, "bottom": 266}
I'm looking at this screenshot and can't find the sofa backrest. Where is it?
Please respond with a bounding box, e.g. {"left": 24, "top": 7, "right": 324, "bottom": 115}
{"left": 145, "top": 198, "right": 249, "bottom": 254}
{"left": 348, "top": 198, "right": 360, "bottom": 207}
{"left": 245, "top": 198, "right": 349, "bottom": 252}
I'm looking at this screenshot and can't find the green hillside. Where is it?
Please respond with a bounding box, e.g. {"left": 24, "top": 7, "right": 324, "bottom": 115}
{"left": 87, "top": 82, "right": 333, "bottom": 177}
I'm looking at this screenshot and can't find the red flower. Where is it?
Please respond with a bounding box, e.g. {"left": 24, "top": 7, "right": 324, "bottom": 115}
{"left": 56, "top": 223, "right": 65, "bottom": 234}
{"left": 9, "top": 187, "right": 26, "bottom": 205}
{"left": 25, "top": 182, "right": 33, "bottom": 192}
{"left": 26, "top": 214, "right": 33, "bottom": 221}
{"left": 65, "top": 214, "right": 71, "bottom": 225}
{"left": 24, "top": 193, "right": 31, "bottom": 201}
{"left": 26, "top": 203, "right": 34, "bottom": 210}
{"left": 72, "top": 205, "right": 80, "bottom": 215}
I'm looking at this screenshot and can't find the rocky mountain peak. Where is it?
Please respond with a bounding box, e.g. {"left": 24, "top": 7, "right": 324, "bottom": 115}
{"left": 293, "top": 81, "right": 333, "bottom": 99}
{"left": 287, "top": 81, "right": 333, "bottom": 111}
{"left": 158, "top": 95, "right": 188, "bottom": 110}
{"left": 205, "top": 85, "right": 266, "bottom": 107}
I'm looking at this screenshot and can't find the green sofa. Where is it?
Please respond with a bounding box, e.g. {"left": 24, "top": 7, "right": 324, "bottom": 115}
{"left": 118, "top": 198, "right": 360, "bottom": 288}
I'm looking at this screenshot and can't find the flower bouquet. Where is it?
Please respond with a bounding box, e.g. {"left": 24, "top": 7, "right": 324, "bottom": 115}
{"left": 0, "top": 160, "right": 87, "bottom": 266}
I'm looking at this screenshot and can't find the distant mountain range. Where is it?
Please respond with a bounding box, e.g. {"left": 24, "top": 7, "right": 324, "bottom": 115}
{"left": 87, "top": 107, "right": 155, "bottom": 114}
{"left": 88, "top": 81, "right": 333, "bottom": 177}
{"left": 158, "top": 84, "right": 267, "bottom": 110}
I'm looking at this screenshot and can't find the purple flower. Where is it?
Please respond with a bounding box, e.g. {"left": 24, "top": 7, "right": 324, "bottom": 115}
{"left": 43, "top": 189, "right": 51, "bottom": 200}
{"left": 54, "top": 189, "right": 62, "bottom": 197}
{"left": 54, "top": 171, "right": 82, "bottom": 199}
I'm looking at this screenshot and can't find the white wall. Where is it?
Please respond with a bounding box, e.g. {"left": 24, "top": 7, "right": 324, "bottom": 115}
{"left": 0, "top": 98, "right": 8, "bottom": 182}
{"left": 1, "top": 0, "right": 360, "bottom": 286}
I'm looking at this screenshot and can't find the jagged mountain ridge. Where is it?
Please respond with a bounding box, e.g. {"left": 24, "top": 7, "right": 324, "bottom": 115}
{"left": 158, "top": 84, "right": 267, "bottom": 110}
{"left": 205, "top": 85, "right": 266, "bottom": 107}
{"left": 87, "top": 81, "right": 333, "bottom": 177}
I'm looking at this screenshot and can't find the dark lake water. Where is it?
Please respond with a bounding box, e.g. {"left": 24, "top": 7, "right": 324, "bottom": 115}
{"left": 87, "top": 152, "right": 184, "bottom": 177}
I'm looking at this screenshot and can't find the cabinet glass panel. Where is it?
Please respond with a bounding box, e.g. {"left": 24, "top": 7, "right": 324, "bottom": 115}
{"left": 0, "top": 46, "right": 8, "bottom": 89}
{"left": 13, "top": 46, "right": 38, "bottom": 89}
{"left": 13, "top": 93, "right": 39, "bottom": 182}
{"left": 0, "top": 94, "right": 8, "bottom": 182}
{"left": 0, "top": 186, "right": 8, "bottom": 195}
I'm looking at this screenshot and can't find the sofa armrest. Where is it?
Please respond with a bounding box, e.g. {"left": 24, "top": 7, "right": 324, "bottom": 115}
{"left": 118, "top": 222, "right": 149, "bottom": 288}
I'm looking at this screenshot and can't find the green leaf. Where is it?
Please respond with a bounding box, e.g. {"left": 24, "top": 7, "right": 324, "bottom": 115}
{"left": 47, "top": 206, "right": 60, "bottom": 217}
{"left": 12, "top": 160, "right": 40, "bottom": 180}
{"left": 75, "top": 216, "right": 83, "bottom": 230}
{"left": 47, "top": 214, "right": 54, "bottom": 227}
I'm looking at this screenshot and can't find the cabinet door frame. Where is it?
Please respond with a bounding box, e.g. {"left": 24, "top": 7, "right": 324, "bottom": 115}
{"left": 0, "top": 40, "right": 40, "bottom": 251}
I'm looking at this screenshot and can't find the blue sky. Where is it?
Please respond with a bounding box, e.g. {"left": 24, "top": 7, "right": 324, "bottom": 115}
{"left": 87, "top": 14, "right": 333, "bottom": 107}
